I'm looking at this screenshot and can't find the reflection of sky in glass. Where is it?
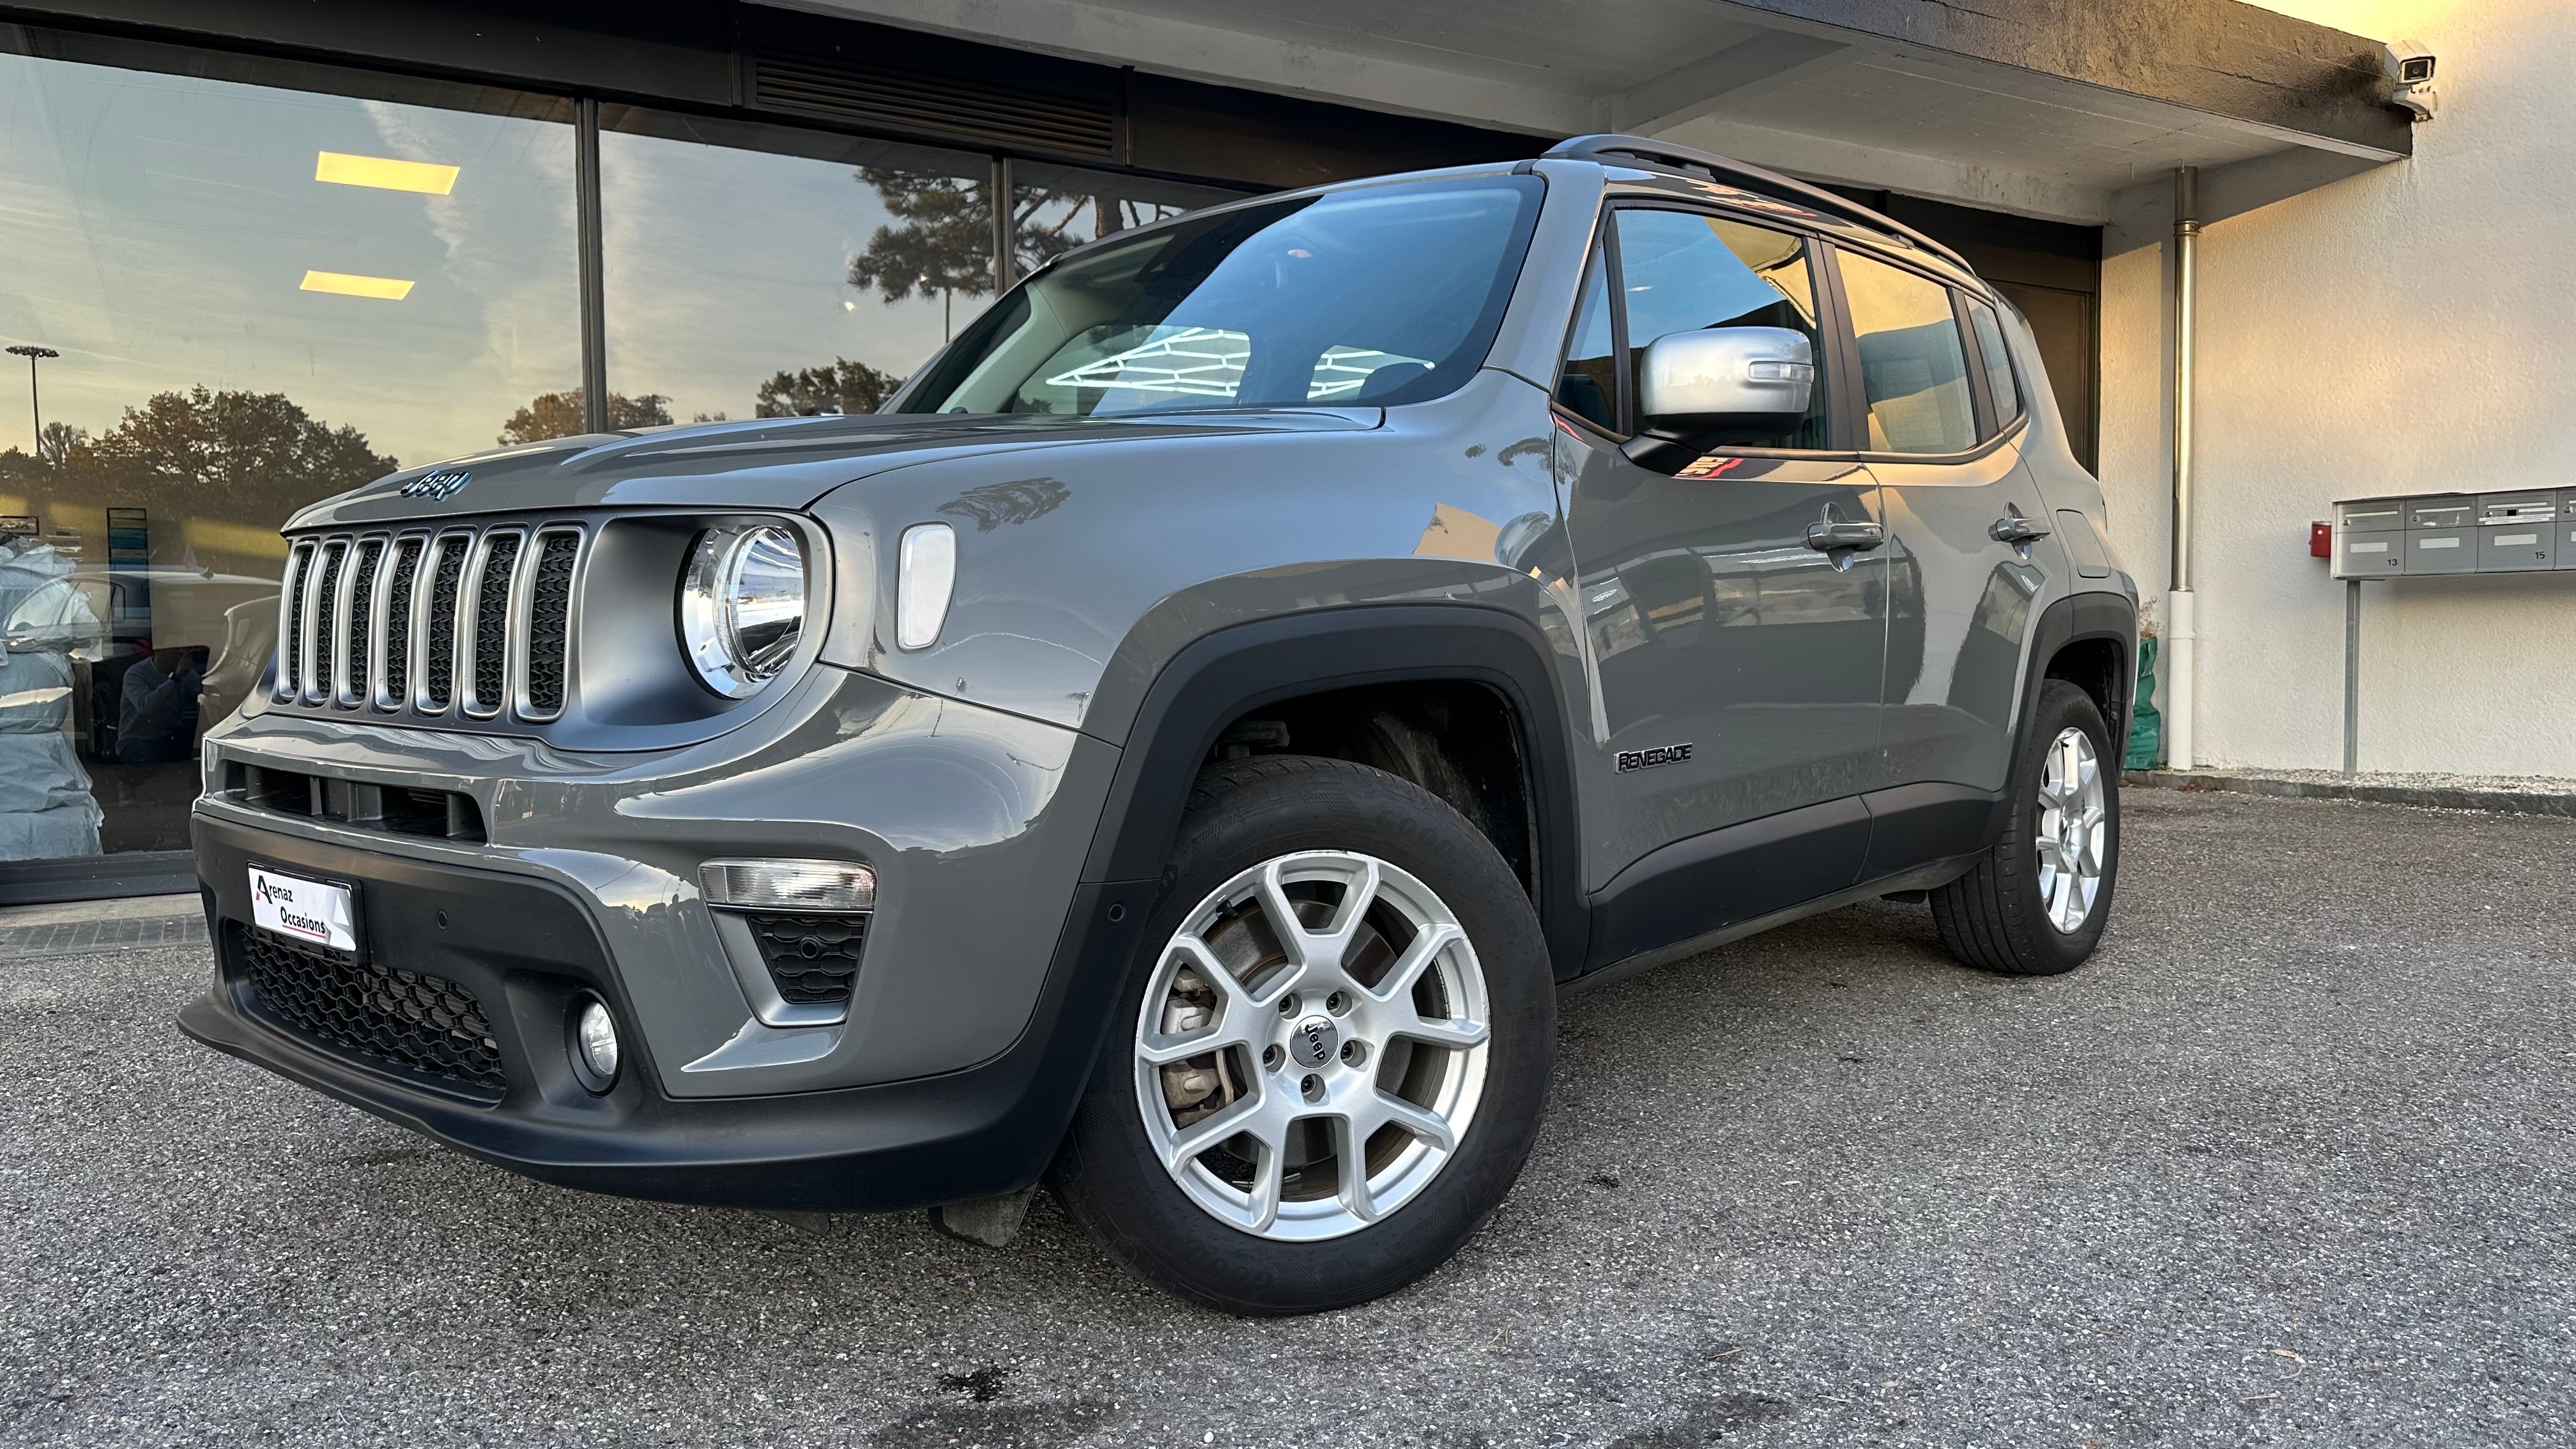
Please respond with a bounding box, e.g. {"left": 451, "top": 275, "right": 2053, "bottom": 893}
{"left": 0, "top": 53, "right": 579, "bottom": 468}
{"left": 601, "top": 134, "right": 963, "bottom": 422}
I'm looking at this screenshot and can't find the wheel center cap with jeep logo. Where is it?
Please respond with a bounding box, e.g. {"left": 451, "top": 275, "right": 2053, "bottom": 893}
{"left": 1289, "top": 1015, "right": 1338, "bottom": 1069}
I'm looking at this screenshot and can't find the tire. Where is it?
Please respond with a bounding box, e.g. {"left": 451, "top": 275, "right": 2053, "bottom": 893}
{"left": 1049, "top": 755, "right": 1553, "bottom": 1315}
{"left": 1929, "top": 679, "right": 2119, "bottom": 976}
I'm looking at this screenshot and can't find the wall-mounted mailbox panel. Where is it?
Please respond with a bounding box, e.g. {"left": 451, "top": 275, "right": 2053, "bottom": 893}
{"left": 2479, "top": 490, "right": 2556, "bottom": 526}
{"left": 2478, "top": 525, "right": 2556, "bottom": 572}
{"left": 2410, "top": 528, "right": 2475, "bottom": 573}
{"left": 2473, "top": 491, "right": 2557, "bottom": 572}
{"left": 2334, "top": 491, "right": 2576, "bottom": 580}
{"left": 2334, "top": 532, "right": 2404, "bottom": 578}
{"left": 2409, "top": 498, "right": 2475, "bottom": 530}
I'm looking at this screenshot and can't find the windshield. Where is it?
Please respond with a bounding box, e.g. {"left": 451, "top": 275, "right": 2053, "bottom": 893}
{"left": 894, "top": 175, "right": 1543, "bottom": 416}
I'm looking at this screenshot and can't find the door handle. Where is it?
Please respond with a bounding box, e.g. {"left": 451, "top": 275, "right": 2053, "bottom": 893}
{"left": 1989, "top": 513, "right": 2052, "bottom": 545}
{"left": 1804, "top": 520, "right": 1885, "bottom": 553}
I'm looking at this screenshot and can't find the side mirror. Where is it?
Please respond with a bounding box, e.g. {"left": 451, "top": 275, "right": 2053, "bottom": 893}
{"left": 1636, "top": 326, "right": 1815, "bottom": 433}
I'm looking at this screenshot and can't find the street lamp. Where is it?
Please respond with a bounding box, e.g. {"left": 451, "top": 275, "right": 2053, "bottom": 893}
{"left": 6, "top": 345, "right": 59, "bottom": 463}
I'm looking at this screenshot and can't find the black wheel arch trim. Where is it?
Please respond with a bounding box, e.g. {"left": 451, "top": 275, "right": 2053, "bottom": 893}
{"left": 2022, "top": 590, "right": 2140, "bottom": 767}
{"left": 1075, "top": 604, "right": 1590, "bottom": 981}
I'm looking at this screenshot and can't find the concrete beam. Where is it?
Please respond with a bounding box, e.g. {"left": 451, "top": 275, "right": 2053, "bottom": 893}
{"left": 1600, "top": 29, "right": 1857, "bottom": 134}
{"left": 1708, "top": 0, "right": 2411, "bottom": 160}
{"left": 1660, "top": 111, "right": 2115, "bottom": 223}
{"left": 763, "top": 0, "right": 1588, "bottom": 136}
{"left": 2102, "top": 144, "right": 2392, "bottom": 256}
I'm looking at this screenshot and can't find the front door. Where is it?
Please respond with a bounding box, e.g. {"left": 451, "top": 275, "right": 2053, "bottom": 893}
{"left": 1554, "top": 205, "right": 1887, "bottom": 893}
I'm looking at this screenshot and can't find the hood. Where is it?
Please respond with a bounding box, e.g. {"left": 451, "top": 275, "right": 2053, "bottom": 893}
{"left": 288, "top": 408, "right": 1384, "bottom": 530}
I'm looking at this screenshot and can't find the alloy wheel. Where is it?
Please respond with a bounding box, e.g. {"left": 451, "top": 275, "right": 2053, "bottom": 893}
{"left": 2033, "top": 725, "right": 2108, "bottom": 933}
{"left": 1131, "top": 850, "right": 1491, "bottom": 1242}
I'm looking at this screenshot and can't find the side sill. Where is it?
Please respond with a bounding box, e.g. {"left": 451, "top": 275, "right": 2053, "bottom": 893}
{"left": 1563, "top": 855, "right": 1978, "bottom": 998}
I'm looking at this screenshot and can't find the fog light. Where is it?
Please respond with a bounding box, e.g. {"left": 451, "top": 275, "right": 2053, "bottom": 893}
{"left": 700, "top": 858, "right": 877, "bottom": 913}
{"left": 572, "top": 997, "right": 620, "bottom": 1092}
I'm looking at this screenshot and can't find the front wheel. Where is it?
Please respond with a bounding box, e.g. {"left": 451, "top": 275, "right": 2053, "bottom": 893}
{"left": 1049, "top": 756, "right": 1553, "bottom": 1315}
{"left": 1929, "top": 678, "right": 2119, "bottom": 975}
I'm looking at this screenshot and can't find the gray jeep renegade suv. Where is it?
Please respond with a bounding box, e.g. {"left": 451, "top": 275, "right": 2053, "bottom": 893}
{"left": 182, "top": 135, "right": 2136, "bottom": 1315}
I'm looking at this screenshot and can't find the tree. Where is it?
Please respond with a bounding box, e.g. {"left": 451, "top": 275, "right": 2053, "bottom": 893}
{"left": 754, "top": 358, "right": 902, "bottom": 418}
{"left": 63, "top": 386, "right": 397, "bottom": 528}
{"left": 496, "top": 389, "right": 672, "bottom": 445}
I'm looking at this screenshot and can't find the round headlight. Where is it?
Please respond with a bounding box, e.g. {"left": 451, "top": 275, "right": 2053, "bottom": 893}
{"left": 681, "top": 524, "right": 806, "bottom": 698}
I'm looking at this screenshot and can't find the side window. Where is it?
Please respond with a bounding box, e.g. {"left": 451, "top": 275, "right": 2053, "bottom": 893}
{"left": 1964, "top": 295, "right": 2022, "bottom": 431}
{"left": 1839, "top": 249, "right": 1978, "bottom": 454}
{"left": 1554, "top": 244, "right": 1618, "bottom": 431}
{"left": 1613, "top": 209, "right": 1829, "bottom": 450}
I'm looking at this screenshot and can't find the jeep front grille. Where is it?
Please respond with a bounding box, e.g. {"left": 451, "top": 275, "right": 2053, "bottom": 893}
{"left": 272, "top": 521, "right": 585, "bottom": 725}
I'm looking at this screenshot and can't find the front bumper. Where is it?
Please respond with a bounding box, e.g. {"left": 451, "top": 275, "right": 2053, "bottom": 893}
{"left": 183, "top": 813, "right": 1158, "bottom": 1211}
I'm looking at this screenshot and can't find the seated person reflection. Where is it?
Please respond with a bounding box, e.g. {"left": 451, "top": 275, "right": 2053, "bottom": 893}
{"left": 117, "top": 641, "right": 204, "bottom": 765}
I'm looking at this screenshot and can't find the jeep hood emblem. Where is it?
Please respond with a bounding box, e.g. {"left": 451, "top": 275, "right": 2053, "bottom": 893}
{"left": 401, "top": 468, "right": 471, "bottom": 501}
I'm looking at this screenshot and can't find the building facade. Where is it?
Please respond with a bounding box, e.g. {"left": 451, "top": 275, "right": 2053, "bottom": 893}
{"left": 0, "top": 0, "right": 2549, "bottom": 901}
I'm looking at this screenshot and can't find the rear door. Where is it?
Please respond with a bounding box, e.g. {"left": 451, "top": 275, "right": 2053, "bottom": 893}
{"left": 1838, "top": 250, "right": 2051, "bottom": 864}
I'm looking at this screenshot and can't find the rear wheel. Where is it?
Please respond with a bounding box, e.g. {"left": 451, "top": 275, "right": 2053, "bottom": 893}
{"left": 1929, "top": 679, "right": 2118, "bottom": 975}
{"left": 1050, "top": 756, "right": 1552, "bottom": 1315}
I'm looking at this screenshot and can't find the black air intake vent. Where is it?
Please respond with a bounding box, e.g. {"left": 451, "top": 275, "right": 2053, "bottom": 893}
{"left": 233, "top": 925, "right": 505, "bottom": 1094}
{"left": 744, "top": 912, "right": 869, "bottom": 1007}
{"left": 751, "top": 52, "right": 1115, "bottom": 157}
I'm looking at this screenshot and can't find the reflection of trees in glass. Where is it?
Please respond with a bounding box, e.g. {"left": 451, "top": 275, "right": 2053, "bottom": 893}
{"left": 36, "top": 387, "right": 398, "bottom": 530}
{"left": 847, "top": 171, "right": 1184, "bottom": 339}
{"left": 37, "top": 422, "right": 84, "bottom": 469}
{"left": 496, "top": 389, "right": 672, "bottom": 445}
{"left": 754, "top": 358, "right": 901, "bottom": 418}
{"left": 847, "top": 171, "right": 990, "bottom": 336}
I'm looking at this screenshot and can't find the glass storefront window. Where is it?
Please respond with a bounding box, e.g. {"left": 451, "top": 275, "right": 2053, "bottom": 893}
{"left": 0, "top": 39, "right": 578, "bottom": 861}
{"left": 599, "top": 111, "right": 1000, "bottom": 424}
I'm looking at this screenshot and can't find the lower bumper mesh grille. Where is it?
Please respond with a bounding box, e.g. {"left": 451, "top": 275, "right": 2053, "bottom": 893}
{"left": 744, "top": 912, "right": 868, "bottom": 1006}
{"left": 235, "top": 925, "right": 505, "bottom": 1091}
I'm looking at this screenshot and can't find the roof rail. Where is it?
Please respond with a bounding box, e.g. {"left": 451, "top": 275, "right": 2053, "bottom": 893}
{"left": 1542, "top": 134, "right": 1975, "bottom": 275}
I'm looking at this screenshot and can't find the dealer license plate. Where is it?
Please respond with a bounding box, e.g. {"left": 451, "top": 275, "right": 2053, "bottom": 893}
{"left": 247, "top": 866, "right": 358, "bottom": 954}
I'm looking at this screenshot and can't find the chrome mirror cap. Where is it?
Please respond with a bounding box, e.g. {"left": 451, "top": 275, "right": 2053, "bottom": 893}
{"left": 1636, "top": 326, "right": 1814, "bottom": 429}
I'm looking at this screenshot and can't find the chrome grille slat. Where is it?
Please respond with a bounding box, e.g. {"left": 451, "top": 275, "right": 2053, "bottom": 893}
{"left": 303, "top": 541, "right": 346, "bottom": 705}
{"left": 459, "top": 530, "right": 522, "bottom": 719}
{"left": 417, "top": 533, "right": 468, "bottom": 714}
{"left": 275, "top": 542, "right": 314, "bottom": 700}
{"left": 377, "top": 536, "right": 424, "bottom": 710}
{"left": 339, "top": 539, "right": 383, "bottom": 709}
{"left": 519, "top": 529, "right": 581, "bottom": 721}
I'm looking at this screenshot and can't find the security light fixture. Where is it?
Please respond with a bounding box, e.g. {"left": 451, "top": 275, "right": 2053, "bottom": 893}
{"left": 2384, "top": 42, "right": 2439, "bottom": 121}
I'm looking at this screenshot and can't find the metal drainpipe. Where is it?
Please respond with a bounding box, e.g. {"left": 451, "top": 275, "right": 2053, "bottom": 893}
{"left": 2166, "top": 166, "right": 2200, "bottom": 771}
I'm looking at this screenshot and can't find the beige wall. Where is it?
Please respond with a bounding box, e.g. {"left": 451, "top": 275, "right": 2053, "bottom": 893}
{"left": 2099, "top": 0, "right": 2576, "bottom": 776}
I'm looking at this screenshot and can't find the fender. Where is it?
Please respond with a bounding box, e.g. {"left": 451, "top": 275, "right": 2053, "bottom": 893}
{"left": 1076, "top": 604, "right": 1590, "bottom": 979}
{"left": 2020, "top": 589, "right": 2140, "bottom": 772}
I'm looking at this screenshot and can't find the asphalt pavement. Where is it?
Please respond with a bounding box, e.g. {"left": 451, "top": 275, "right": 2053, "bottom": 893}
{"left": 5, "top": 788, "right": 2572, "bottom": 1446}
